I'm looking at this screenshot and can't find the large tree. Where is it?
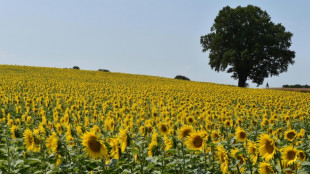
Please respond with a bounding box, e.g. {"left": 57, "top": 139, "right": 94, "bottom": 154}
{"left": 200, "top": 5, "right": 295, "bottom": 87}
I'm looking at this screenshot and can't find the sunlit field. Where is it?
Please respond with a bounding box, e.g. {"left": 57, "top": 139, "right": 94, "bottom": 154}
{"left": 1, "top": 65, "right": 310, "bottom": 173}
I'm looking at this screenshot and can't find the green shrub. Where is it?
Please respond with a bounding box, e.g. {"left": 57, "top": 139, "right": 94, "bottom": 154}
{"left": 98, "top": 69, "right": 110, "bottom": 72}
{"left": 174, "top": 75, "right": 190, "bottom": 81}
{"left": 72, "top": 66, "right": 80, "bottom": 70}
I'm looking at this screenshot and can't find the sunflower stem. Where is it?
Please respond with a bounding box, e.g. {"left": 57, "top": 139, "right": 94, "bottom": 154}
{"left": 204, "top": 152, "right": 207, "bottom": 172}
{"left": 181, "top": 141, "right": 186, "bottom": 174}
{"left": 5, "top": 136, "right": 11, "bottom": 174}
{"left": 211, "top": 145, "right": 215, "bottom": 173}
{"left": 101, "top": 158, "right": 106, "bottom": 173}
{"left": 248, "top": 159, "right": 253, "bottom": 174}
{"left": 139, "top": 148, "right": 144, "bottom": 174}
{"left": 40, "top": 142, "right": 47, "bottom": 174}
{"left": 64, "top": 142, "right": 73, "bottom": 173}
{"left": 161, "top": 151, "right": 165, "bottom": 173}
{"left": 236, "top": 164, "right": 241, "bottom": 174}
{"left": 275, "top": 155, "right": 284, "bottom": 174}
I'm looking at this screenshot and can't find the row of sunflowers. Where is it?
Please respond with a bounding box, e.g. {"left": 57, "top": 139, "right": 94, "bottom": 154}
{"left": 0, "top": 65, "right": 310, "bottom": 173}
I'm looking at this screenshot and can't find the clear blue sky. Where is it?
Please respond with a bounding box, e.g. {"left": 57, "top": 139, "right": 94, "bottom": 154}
{"left": 1, "top": 0, "right": 309, "bottom": 87}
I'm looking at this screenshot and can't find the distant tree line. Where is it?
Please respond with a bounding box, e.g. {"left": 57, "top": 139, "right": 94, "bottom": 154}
{"left": 69, "top": 66, "right": 110, "bottom": 72}
{"left": 282, "top": 84, "right": 310, "bottom": 88}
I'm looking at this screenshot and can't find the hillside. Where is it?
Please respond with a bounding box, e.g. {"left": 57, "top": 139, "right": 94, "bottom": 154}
{"left": 0, "top": 65, "right": 310, "bottom": 173}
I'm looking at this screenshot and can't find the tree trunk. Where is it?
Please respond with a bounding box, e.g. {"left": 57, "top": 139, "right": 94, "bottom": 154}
{"left": 238, "top": 75, "right": 247, "bottom": 87}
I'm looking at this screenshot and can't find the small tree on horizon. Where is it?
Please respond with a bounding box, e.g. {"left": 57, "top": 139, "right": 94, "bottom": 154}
{"left": 98, "top": 69, "right": 110, "bottom": 72}
{"left": 174, "top": 75, "right": 190, "bottom": 81}
{"left": 200, "top": 5, "right": 295, "bottom": 87}
{"left": 72, "top": 66, "right": 80, "bottom": 70}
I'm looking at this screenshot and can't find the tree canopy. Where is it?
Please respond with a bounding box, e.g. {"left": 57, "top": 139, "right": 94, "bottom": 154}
{"left": 174, "top": 75, "right": 190, "bottom": 81}
{"left": 200, "top": 5, "right": 295, "bottom": 87}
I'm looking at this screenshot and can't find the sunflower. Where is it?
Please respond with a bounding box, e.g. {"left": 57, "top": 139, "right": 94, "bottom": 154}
{"left": 251, "top": 120, "right": 257, "bottom": 127}
{"left": 66, "top": 135, "right": 75, "bottom": 147}
{"left": 158, "top": 123, "right": 169, "bottom": 135}
{"left": 163, "top": 136, "right": 173, "bottom": 151}
{"left": 258, "top": 134, "right": 276, "bottom": 162}
{"left": 187, "top": 116, "right": 195, "bottom": 124}
{"left": 32, "top": 135, "right": 41, "bottom": 152}
{"left": 90, "top": 125, "right": 102, "bottom": 135}
{"left": 178, "top": 125, "right": 194, "bottom": 140}
{"left": 55, "top": 123, "right": 63, "bottom": 135}
{"left": 56, "top": 154, "right": 62, "bottom": 167}
{"left": 281, "top": 146, "right": 298, "bottom": 166}
{"left": 217, "top": 145, "right": 229, "bottom": 174}
{"left": 284, "top": 130, "right": 297, "bottom": 142}
{"left": 297, "top": 150, "right": 306, "bottom": 161}
{"left": 148, "top": 141, "right": 157, "bottom": 157}
{"left": 258, "top": 162, "right": 274, "bottom": 174}
{"left": 109, "top": 138, "right": 120, "bottom": 159}
{"left": 185, "top": 131, "right": 206, "bottom": 151}
{"left": 211, "top": 130, "right": 221, "bottom": 143}
{"left": 46, "top": 132, "right": 58, "bottom": 153}
{"left": 23, "top": 129, "right": 34, "bottom": 151}
{"left": 274, "top": 128, "right": 283, "bottom": 138}
{"left": 235, "top": 127, "right": 247, "bottom": 142}
{"left": 11, "top": 125, "right": 20, "bottom": 139}
{"left": 119, "top": 129, "right": 128, "bottom": 152}
{"left": 76, "top": 126, "right": 83, "bottom": 134}
{"left": 224, "top": 120, "right": 233, "bottom": 127}
{"left": 148, "top": 132, "right": 158, "bottom": 157}
{"left": 231, "top": 148, "right": 245, "bottom": 173}
{"left": 82, "top": 131, "right": 108, "bottom": 159}
{"left": 139, "top": 126, "right": 146, "bottom": 136}
{"left": 247, "top": 141, "right": 258, "bottom": 165}
{"left": 298, "top": 128, "right": 305, "bottom": 139}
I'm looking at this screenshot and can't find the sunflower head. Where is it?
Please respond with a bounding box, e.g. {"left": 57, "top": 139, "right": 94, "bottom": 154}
{"left": 56, "top": 154, "right": 62, "bottom": 167}
{"left": 231, "top": 148, "right": 245, "bottom": 172}
{"left": 258, "top": 134, "right": 276, "bottom": 162}
{"left": 119, "top": 129, "right": 128, "bottom": 152}
{"left": 285, "top": 130, "right": 297, "bottom": 142}
{"left": 163, "top": 136, "right": 173, "bottom": 151}
{"left": 281, "top": 146, "right": 298, "bottom": 166}
{"left": 247, "top": 141, "right": 258, "bottom": 165}
{"left": 178, "top": 125, "right": 194, "bottom": 140}
{"left": 82, "top": 131, "right": 108, "bottom": 159}
{"left": 217, "top": 145, "right": 229, "bottom": 174}
{"left": 211, "top": 130, "right": 221, "bottom": 143}
{"left": 32, "top": 134, "right": 41, "bottom": 152}
{"left": 235, "top": 127, "right": 247, "bottom": 142}
{"left": 23, "top": 129, "right": 34, "bottom": 152}
{"left": 109, "top": 138, "right": 121, "bottom": 159}
{"left": 259, "top": 162, "right": 274, "bottom": 174}
{"left": 298, "top": 128, "right": 306, "bottom": 139}
{"left": 297, "top": 150, "right": 306, "bottom": 161}
{"left": 187, "top": 116, "right": 195, "bottom": 124}
{"left": 46, "top": 132, "right": 58, "bottom": 153}
{"left": 224, "top": 120, "right": 233, "bottom": 127}
{"left": 185, "top": 131, "right": 206, "bottom": 151}
{"left": 11, "top": 125, "right": 21, "bottom": 139}
{"left": 158, "top": 123, "right": 169, "bottom": 135}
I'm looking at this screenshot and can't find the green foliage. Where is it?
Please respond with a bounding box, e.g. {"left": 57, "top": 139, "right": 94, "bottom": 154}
{"left": 174, "top": 75, "right": 190, "bottom": 81}
{"left": 200, "top": 5, "right": 295, "bottom": 87}
{"left": 98, "top": 69, "right": 110, "bottom": 72}
{"left": 282, "top": 84, "right": 310, "bottom": 88}
{"left": 72, "top": 66, "right": 80, "bottom": 70}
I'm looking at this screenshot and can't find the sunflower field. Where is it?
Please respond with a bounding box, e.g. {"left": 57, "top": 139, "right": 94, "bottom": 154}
{"left": 1, "top": 65, "right": 310, "bottom": 174}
